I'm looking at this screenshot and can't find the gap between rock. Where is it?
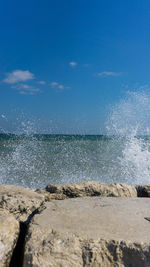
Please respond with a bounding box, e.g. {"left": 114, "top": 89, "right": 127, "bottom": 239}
{"left": 9, "top": 208, "right": 39, "bottom": 267}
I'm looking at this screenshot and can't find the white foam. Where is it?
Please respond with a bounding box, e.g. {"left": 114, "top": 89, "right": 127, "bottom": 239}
{"left": 106, "top": 91, "right": 150, "bottom": 184}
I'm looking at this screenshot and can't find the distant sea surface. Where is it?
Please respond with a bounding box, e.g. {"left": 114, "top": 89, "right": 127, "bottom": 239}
{"left": 0, "top": 133, "right": 150, "bottom": 188}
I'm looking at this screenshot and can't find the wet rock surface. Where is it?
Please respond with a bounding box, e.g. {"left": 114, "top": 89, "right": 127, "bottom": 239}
{"left": 0, "top": 209, "right": 19, "bottom": 267}
{"left": 23, "top": 197, "right": 150, "bottom": 267}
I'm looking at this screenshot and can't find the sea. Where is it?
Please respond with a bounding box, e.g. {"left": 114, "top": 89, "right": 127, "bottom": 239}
{"left": 1, "top": 90, "right": 150, "bottom": 188}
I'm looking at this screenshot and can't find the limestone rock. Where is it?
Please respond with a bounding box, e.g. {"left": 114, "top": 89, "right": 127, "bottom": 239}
{"left": 0, "top": 185, "right": 45, "bottom": 221}
{"left": 35, "top": 189, "right": 66, "bottom": 201}
{"left": 45, "top": 181, "right": 137, "bottom": 199}
{"left": 0, "top": 209, "right": 19, "bottom": 267}
{"left": 23, "top": 197, "right": 150, "bottom": 266}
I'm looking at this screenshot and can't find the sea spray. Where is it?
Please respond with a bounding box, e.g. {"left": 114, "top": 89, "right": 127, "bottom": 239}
{"left": 1, "top": 91, "right": 150, "bottom": 188}
{"left": 0, "top": 112, "right": 116, "bottom": 187}
{"left": 0, "top": 112, "right": 49, "bottom": 188}
{"left": 0, "top": 133, "right": 124, "bottom": 188}
{"left": 119, "top": 136, "right": 150, "bottom": 184}
{"left": 106, "top": 90, "right": 150, "bottom": 184}
{"left": 0, "top": 131, "right": 47, "bottom": 188}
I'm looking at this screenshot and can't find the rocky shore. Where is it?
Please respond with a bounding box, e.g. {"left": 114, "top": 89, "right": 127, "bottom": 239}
{"left": 0, "top": 181, "right": 150, "bottom": 266}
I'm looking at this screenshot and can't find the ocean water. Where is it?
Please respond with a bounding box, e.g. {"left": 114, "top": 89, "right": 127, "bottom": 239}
{"left": 1, "top": 90, "right": 150, "bottom": 188}
{"left": 0, "top": 134, "right": 150, "bottom": 188}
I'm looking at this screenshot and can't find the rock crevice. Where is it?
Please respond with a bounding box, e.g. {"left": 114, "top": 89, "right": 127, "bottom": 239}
{"left": 9, "top": 209, "right": 40, "bottom": 267}
{"left": 0, "top": 185, "right": 45, "bottom": 267}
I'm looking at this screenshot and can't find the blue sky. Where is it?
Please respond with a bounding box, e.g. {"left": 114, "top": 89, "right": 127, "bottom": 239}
{"left": 1, "top": 0, "right": 150, "bottom": 134}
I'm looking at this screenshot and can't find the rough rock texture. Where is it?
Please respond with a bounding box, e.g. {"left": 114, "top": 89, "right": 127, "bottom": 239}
{"left": 23, "top": 197, "right": 150, "bottom": 267}
{"left": 36, "top": 189, "right": 67, "bottom": 201}
{"left": 44, "top": 181, "right": 137, "bottom": 199}
{"left": 0, "top": 185, "right": 45, "bottom": 221}
{"left": 0, "top": 209, "right": 19, "bottom": 267}
{"left": 136, "top": 185, "right": 150, "bottom": 197}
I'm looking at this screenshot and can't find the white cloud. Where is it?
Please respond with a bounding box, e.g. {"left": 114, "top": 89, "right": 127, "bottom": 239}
{"left": 3, "top": 70, "right": 34, "bottom": 84}
{"left": 12, "top": 83, "right": 41, "bottom": 95}
{"left": 69, "top": 61, "right": 77, "bottom": 67}
{"left": 38, "top": 81, "right": 46, "bottom": 85}
{"left": 1, "top": 114, "right": 7, "bottom": 119}
{"left": 50, "top": 82, "right": 58, "bottom": 88}
{"left": 97, "top": 71, "right": 121, "bottom": 77}
{"left": 19, "top": 89, "right": 41, "bottom": 95}
{"left": 19, "top": 84, "right": 30, "bottom": 89}
{"left": 58, "top": 85, "right": 64, "bottom": 90}
{"left": 50, "top": 81, "right": 71, "bottom": 91}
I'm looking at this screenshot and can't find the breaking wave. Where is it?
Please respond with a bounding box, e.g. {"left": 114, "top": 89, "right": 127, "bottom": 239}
{"left": 106, "top": 90, "right": 150, "bottom": 184}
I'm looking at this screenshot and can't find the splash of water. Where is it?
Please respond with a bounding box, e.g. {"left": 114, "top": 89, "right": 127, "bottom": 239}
{"left": 106, "top": 91, "right": 150, "bottom": 184}
{"left": 0, "top": 113, "right": 102, "bottom": 188}
{"left": 1, "top": 92, "right": 150, "bottom": 188}
{"left": 0, "top": 113, "right": 48, "bottom": 188}
{"left": 0, "top": 135, "right": 45, "bottom": 188}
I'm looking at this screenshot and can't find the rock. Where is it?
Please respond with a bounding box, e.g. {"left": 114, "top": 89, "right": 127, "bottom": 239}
{"left": 136, "top": 185, "right": 150, "bottom": 197}
{"left": 0, "top": 209, "right": 19, "bottom": 267}
{"left": 35, "top": 189, "right": 66, "bottom": 201}
{"left": 45, "top": 181, "right": 137, "bottom": 199}
{"left": 0, "top": 185, "right": 45, "bottom": 221}
{"left": 23, "top": 197, "right": 150, "bottom": 266}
